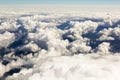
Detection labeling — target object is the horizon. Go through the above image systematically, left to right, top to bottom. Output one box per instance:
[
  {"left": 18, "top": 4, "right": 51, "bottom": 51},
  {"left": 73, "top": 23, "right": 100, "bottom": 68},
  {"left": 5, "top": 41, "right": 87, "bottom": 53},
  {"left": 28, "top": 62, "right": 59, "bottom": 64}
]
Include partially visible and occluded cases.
[{"left": 0, "top": 0, "right": 120, "bottom": 5}]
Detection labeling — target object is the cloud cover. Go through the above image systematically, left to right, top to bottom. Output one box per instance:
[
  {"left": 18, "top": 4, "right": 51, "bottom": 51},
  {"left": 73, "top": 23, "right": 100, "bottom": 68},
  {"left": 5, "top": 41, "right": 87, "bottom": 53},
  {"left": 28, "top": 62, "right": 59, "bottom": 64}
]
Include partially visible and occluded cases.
[{"left": 0, "top": 6, "right": 120, "bottom": 80}]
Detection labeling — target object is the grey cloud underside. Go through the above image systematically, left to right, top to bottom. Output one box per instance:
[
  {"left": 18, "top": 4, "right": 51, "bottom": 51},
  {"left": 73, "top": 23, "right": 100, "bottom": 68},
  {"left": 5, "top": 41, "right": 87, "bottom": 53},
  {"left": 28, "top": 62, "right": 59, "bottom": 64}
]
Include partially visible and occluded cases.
[{"left": 0, "top": 9, "right": 120, "bottom": 80}]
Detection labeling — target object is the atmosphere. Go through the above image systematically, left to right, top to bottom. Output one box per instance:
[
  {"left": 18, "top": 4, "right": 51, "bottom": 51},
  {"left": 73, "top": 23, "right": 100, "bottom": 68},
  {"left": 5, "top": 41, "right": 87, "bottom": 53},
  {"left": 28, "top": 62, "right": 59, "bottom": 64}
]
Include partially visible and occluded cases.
[
  {"left": 0, "top": 0, "right": 120, "bottom": 5},
  {"left": 0, "top": 0, "right": 120, "bottom": 80}
]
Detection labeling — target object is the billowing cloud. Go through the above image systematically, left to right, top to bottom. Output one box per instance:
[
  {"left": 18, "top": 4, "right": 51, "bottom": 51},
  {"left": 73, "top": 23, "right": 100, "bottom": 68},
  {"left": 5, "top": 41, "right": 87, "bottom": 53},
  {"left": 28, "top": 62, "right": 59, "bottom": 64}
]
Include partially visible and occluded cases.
[{"left": 0, "top": 6, "right": 120, "bottom": 80}]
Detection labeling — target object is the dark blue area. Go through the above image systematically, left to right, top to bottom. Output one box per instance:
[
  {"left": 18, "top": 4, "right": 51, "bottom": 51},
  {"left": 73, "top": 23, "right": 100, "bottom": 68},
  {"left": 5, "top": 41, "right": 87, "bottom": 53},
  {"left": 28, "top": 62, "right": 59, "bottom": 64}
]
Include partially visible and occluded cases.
[
  {"left": 20, "top": 14, "right": 33, "bottom": 17},
  {"left": 57, "top": 21, "right": 72, "bottom": 30},
  {"left": 62, "top": 31, "right": 76, "bottom": 42},
  {"left": 110, "top": 40, "right": 120, "bottom": 53},
  {"left": 0, "top": 68, "right": 21, "bottom": 80}
]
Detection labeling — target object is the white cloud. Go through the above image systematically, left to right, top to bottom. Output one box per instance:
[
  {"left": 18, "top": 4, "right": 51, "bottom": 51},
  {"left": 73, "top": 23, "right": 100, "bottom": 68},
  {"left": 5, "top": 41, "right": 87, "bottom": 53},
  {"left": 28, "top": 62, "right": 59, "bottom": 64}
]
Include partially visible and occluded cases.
[
  {"left": 0, "top": 6, "right": 120, "bottom": 80},
  {"left": 0, "top": 31, "right": 15, "bottom": 48},
  {"left": 95, "top": 42, "right": 111, "bottom": 55}
]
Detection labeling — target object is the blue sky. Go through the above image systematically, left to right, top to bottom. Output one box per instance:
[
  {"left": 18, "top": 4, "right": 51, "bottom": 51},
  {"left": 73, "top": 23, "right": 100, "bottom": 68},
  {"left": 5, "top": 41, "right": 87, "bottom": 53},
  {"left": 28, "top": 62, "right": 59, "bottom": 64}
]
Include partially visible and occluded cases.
[{"left": 0, "top": 0, "right": 119, "bottom": 5}]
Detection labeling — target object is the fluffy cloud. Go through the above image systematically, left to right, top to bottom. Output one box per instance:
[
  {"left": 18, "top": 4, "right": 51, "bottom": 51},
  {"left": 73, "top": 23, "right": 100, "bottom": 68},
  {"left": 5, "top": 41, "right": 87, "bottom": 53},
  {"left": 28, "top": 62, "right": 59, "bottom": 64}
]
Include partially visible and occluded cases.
[
  {"left": 0, "top": 6, "right": 120, "bottom": 80},
  {"left": 69, "top": 20, "right": 98, "bottom": 34},
  {"left": 0, "top": 31, "right": 15, "bottom": 48},
  {"left": 94, "top": 42, "right": 111, "bottom": 55},
  {"left": 6, "top": 55, "right": 120, "bottom": 80}
]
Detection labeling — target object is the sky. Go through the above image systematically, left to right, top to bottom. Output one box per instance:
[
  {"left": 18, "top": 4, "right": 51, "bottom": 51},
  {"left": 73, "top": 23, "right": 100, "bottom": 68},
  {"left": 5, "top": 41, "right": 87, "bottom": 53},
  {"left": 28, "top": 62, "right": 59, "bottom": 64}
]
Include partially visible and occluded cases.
[{"left": 0, "top": 0, "right": 119, "bottom": 5}]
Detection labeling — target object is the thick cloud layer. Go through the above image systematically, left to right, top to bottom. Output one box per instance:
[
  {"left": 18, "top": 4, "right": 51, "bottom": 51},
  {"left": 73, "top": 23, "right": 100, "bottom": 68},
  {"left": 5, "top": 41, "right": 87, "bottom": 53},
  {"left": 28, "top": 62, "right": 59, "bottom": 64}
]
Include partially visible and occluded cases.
[{"left": 0, "top": 6, "right": 120, "bottom": 80}]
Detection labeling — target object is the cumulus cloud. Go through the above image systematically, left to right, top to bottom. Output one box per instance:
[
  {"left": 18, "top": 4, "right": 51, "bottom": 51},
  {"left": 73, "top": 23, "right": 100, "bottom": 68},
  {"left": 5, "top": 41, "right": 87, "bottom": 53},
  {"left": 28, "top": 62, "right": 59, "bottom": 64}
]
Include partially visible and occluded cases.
[
  {"left": 0, "top": 6, "right": 120, "bottom": 80},
  {"left": 0, "top": 19, "right": 19, "bottom": 32},
  {"left": 70, "top": 20, "right": 98, "bottom": 34},
  {"left": 98, "top": 26, "right": 120, "bottom": 41},
  {"left": 0, "top": 31, "right": 15, "bottom": 48},
  {"left": 69, "top": 39, "right": 91, "bottom": 54},
  {"left": 94, "top": 42, "right": 111, "bottom": 55},
  {"left": 6, "top": 55, "right": 120, "bottom": 80}
]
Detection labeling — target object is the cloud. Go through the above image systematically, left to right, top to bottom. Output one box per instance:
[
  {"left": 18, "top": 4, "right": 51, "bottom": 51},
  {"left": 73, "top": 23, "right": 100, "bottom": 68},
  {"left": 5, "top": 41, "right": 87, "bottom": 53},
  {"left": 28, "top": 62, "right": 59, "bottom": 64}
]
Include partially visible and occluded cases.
[
  {"left": 0, "top": 6, "right": 120, "bottom": 80},
  {"left": 0, "top": 31, "right": 15, "bottom": 48},
  {"left": 94, "top": 42, "right": 111, "bottom": 55}
]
